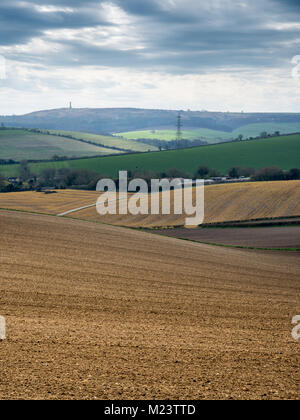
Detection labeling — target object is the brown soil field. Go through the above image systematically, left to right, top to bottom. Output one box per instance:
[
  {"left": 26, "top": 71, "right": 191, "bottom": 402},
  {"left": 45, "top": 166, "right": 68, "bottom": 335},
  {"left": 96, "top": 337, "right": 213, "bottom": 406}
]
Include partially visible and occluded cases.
[
  {"left": 1, "top": 181, "right": 299, "bottom": 228},
  {"left": 70, "top": 181, "right": 300, "bottom": 227},
  {"left": 0, "top": 210, "right": 299, "bottom": 400},
  {"left": 209, "top": 217, "right": 300, "bottom": 227},
  {"left": 154, "top": 226, "right": 300, "bottom": 249}
]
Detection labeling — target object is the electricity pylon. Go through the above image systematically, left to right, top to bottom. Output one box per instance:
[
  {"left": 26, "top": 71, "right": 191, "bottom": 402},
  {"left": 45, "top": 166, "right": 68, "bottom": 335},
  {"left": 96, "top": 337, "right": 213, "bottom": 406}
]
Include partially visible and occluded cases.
[{"left": 176, "top": 113, "right": 182, "bottom": 142}]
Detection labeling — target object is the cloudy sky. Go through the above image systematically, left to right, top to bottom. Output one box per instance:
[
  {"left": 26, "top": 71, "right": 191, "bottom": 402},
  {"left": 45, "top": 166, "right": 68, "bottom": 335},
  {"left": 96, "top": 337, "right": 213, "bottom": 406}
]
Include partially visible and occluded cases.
[{"left": 0, "top": 0, "right": 299, "bottom": 114}]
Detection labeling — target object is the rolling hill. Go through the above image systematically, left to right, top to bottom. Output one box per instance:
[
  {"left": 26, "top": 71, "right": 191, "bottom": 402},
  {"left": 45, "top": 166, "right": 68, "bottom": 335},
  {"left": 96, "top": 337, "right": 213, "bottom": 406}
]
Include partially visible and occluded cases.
[
  {"left": 1, "top": 107, "right": 300, "bottom": 135},
  {"left": 118, "top": 122, "right": 300, "bottom": 144},
  {"left": 0, "top": 128, "right": 123, "bottom": 161},
  {"left": 0, "top": 128, "right": 156, "bottom": 162},
  {"left": 116, "top": 128, "right": 230, "bottom": 144},
  {"left": 39, "top": 129, "right": 157, "bottom": 152},
  {"left": 1, "top": 133, "right": 299, "bottom": 178},
  {"left": 1, "top": 181, "right": 299, "bottom": 228},
  {"left": 69, "top": 181, "right": 300, "bottom": 228}
]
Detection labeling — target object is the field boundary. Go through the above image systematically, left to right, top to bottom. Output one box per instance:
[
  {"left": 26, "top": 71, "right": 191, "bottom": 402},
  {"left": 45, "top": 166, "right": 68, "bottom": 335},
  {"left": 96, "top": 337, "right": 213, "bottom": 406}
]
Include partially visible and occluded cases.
[
  {"left": 2, "top": 132, "right": 300, "bottom": 178},
  {"left": 1, "top": 207, "right": 299, "bottom": 252},
  {"left": 146, "top": 231, "right": 300, "bottom": 252}
]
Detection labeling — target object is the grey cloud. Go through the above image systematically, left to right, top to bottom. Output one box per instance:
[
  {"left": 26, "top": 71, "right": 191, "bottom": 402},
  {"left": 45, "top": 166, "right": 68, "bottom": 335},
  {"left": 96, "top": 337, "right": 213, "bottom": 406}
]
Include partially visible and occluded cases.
[
  {"left": 0, "top": 0, "right": 299, "bottom": 74},
  {"left": 0, "top": 0, "right": 111, "bottom": 46},
  {"left": 114, "top": 0, "right": 198, "bottom": 23},
  {"left": 272, "top": 0, "right": 300, "bottom": 11}
]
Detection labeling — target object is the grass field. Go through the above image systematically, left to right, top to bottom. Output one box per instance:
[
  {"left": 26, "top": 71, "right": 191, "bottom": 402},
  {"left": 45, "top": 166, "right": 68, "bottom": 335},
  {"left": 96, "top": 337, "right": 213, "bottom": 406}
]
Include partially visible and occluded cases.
[
  {"left": 230, "top": 122, "right": 300, "bottom": 138},
  {"left": 118, "top": 123, "right": 300, "bottom": 143},
  {"left": 116, "top": 128, "right": 231, "bottom": 143},
  {"left": 0, "top": 129, "right": 121, "bottom": 160},
  {"left": 42, "top": 129, "right": 157, "bottom": 152},
  {"left": 1, "top": 133, "right": 299, "bottom": 178},
  {"left": 1, "top": 181, "right": 299, "bottom": 228},
  {"left": 0, "top": 209, "right": 299, "bottom": 399}
]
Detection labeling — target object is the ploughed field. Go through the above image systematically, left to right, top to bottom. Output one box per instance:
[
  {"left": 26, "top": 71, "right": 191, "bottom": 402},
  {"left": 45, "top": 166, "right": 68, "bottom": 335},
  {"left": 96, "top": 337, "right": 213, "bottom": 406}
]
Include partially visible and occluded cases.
[
  {"left": 0, "top": 210, "right": 300, "bottom": 400},
  {"left": 153, "top": 226, "right": 300, "bottom": 250}
]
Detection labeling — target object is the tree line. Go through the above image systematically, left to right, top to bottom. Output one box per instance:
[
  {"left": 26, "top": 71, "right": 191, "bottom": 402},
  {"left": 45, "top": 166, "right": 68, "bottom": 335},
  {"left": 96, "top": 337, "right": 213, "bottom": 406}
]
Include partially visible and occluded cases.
[
  {"left": 134, "top": 138, "right": 208, "bottom": 150},
  {"left": 0, "top": 162, "right": 300, "bottom": 193}
]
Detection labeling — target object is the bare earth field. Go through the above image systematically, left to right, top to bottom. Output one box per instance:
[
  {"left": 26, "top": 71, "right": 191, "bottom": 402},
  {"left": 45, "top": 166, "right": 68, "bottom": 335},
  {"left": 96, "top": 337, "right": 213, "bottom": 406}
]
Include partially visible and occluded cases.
[
  {"left": 0, "top": 210, "right": 299, "bottom": 400},
  {"left": 213, "top": 217, "right": 300, "bottom": 227},
  {"left": 153, "top": 226, "right": 300, "bottom": 249}
]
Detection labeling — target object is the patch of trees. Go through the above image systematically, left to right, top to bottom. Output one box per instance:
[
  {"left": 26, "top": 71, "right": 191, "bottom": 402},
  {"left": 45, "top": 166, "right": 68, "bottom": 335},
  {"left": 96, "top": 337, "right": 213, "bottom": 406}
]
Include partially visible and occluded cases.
[
  {"left": 231, "top": 131, "right": 282, "bottom": 142},
  {"left": 135, "top": 138, "right": 208, "bottom": 150},
  {"left": 0, "top": 159, "right": 17, "bottom": 165},
  {"left": 19, "top": 160, "right": 32, "bottom": 181},
  {"left": 2, "top": 162, "right": 300, "bottom": 195},
  {"left": 193, "top": 165, "right": 300, "bottom": 182},
  {"left": 195, "top": 166, "right": 222, "bottom": 178},
  {"left": 227, "top": 167, "right": 256, "bottom": 178},
  {"left": 252, "top": 167, "right": 300, "bottom": 181},
  {"left": 34, "top": 168, "right": 101, "bottom": 190},
  {"left": 126, "top": 168, "right": 191, "bottom": 185},
  {"left": 0, "top": 171, "right": 30, "bottom": 193},
  {"left": 0, "top": 174, "right": 5, "bottom": 189}
]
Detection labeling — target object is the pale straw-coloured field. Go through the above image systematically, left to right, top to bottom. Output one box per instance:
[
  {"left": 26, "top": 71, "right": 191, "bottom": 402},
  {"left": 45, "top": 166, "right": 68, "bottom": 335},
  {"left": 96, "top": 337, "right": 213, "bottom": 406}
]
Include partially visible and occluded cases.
[
  {"left": 72, "top": 180, "right": 300, "bottom": 227},
  {"left": 0, "top": 181, "right": 299, "bottom": 227}
]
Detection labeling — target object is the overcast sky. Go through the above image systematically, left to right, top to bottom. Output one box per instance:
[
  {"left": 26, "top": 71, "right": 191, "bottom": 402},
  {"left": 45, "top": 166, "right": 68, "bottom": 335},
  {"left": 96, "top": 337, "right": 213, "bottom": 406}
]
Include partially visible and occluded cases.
[{"left": 0, "top": 0, "right": 299, "bottom": 114}]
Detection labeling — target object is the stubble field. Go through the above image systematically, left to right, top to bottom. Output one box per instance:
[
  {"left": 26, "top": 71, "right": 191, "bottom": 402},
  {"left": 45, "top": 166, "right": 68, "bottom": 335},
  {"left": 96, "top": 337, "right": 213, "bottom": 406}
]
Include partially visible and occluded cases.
[
  {"left": 1, "top": 181, "right": 299, "bottom": 228},
  {"left": 71, "top": 181, "right": 300, "bottom": 228}
]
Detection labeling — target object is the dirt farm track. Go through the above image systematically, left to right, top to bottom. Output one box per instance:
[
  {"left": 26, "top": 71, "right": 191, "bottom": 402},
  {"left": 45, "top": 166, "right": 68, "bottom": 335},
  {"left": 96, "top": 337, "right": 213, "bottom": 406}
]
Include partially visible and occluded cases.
[{"left": 0, "top": 210, "right": 299, "bottom": 400}]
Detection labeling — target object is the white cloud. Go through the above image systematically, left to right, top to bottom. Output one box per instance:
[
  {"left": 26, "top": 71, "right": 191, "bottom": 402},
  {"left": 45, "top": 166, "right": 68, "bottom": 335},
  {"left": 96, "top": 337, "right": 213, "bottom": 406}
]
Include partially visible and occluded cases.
[
  {"left": 34, "top": 5, "right": 74, "bottom": 13},
  {"left": 1, "top": 60, "right": 300, "bottom": 114}
]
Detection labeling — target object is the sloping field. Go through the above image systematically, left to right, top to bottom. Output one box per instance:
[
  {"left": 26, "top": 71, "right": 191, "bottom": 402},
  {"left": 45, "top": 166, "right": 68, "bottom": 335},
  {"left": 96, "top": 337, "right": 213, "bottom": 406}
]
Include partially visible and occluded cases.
[
  {"left": 118, "top": 123, "right": 300, "bottom": 143},
  {"left": 231, "top": 123, "right": 300, "bottom": 138},
  {"left": 117, "top": 128, "right": 230, "bottom": 143},
  {"left": 0, "top": 129, "right": 119, "bottom": 160},
  {"left": 43, "top": 130, "right": 157, "bottom": 152},
  {"left": 1, "top": 134, "right": 299, "bottom": 178},
  {"left": 0, "top": 181, "right": 299, "bottom": 228},
  {"left": 70, "top": 181, "right": 300, "bottom": 228},
  {"left": 202, "top": 181, "right": 300, "bottom": 224},
  {"left": 0, "top": 189, "right": 99, "bottom": 215},
  {"left": 0, "top": 210, "right": 299, "bottom": 400},
  {"left": 154, "top": 226, "right": 300, "bottom": 250}
]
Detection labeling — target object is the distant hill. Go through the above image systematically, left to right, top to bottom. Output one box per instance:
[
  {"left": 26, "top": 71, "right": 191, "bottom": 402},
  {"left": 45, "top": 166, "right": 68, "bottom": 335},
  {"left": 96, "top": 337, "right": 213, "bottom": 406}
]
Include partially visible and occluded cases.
[
  {"left": 1, "top": 108, "right": 300, "bottom": 136},
  {"left": 1, "top": 133, "right": 299, "bottom": 178}
]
